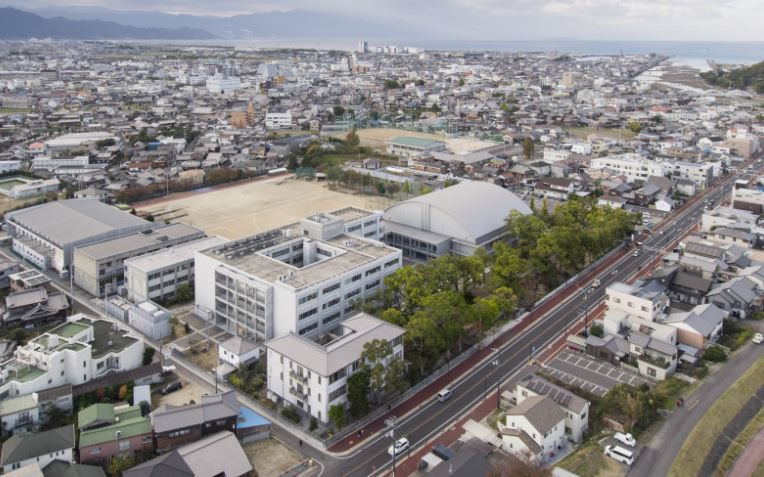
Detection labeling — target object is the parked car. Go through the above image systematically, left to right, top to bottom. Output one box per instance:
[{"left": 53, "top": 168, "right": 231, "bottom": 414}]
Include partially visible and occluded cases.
[
  {"left": 592, "top": 278, "right": 601, "bottom": 288},
  {"left": 753, "top": 333, "right": 763, "bottom": 344},
  {"left": 160, "top": 381, "right": 182, "bottom": 395},
  {"left": 614, "top": 432, "right": 636, "bottom": 447},
  {"left": 388, "top": 438, "right": 410, "bottom": 457},
  {"left": 604, "top": 445, "right": 634, "bottom": 466}
]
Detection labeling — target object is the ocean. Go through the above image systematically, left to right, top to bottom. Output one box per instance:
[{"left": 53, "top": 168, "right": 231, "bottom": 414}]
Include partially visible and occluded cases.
[{"left": 141, "top": 38, "right": 764, "bottom": 66}]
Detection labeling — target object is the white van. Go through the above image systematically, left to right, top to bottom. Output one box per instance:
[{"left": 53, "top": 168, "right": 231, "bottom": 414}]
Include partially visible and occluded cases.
[
  {"left": 592, "top": 278, "right": 601, "bottom": 288},
  {"left": 436, "top": 388, "right": 452, "bottom": 403},
  {"left": 614, "top": 432, "right": 636, "bottom": 447},
  {"left": 604, "top": 445, "right": 634, "bottom": 466}
]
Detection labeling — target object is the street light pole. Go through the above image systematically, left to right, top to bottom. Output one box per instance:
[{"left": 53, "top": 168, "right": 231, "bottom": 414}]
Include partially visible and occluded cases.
[{"left": 386, "top": 416, "right": 397, "bottom": 477}]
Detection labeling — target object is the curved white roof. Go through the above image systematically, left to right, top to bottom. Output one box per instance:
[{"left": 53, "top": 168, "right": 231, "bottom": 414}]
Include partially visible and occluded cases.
[{"left": 384, "top": 181, "right": 531, "bottom": 243}]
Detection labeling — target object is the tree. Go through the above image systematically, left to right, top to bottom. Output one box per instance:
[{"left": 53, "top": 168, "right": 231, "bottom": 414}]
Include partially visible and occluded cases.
[
  {"left": 458, "top": 78, "right": 465, "bottom": 87},
  {"left": 384, "top": 79, "right": 401, "bottom": 90},
  {"left": 431, "top": 103, "right": 441, "bottom": 113},
  {"left": 333, "top": 105, "right": 346, "bottom": 117},
  {"left": 628, "top": 121, "right": 642, "bottom": 134},
  {"left": 345, "top": 129, "right": 360, "bottom": 146},
  {"left": 522, "top": 137, "right": 535, "bottom": 160},
  {"left": 175, "top": 283, "right": 194, "bottom": 303},
  {"left": 589, "top": 323, "right": 604, "bottom": 338},
  {"left": 9, "top": 328, "right": 26, "bottom": 345},
  {"left": 362, "top": 339, "right": 393, "bottom": 402},
  {"left": 704, "top": 346, "right": 727, "bottom": 362},
  {"left": 142, "top": 347, "right": 155, "bottom": 366},
  {"left": 385, "top": 358, "right": 408, "bottom": 395},
  {"left": 347, "top": 369, "right": 370, "bottom": 418},
  {"left": 118, "top": 384, "right": 128, "bottom": 400},
  {"left": 328, "top": 404, "right": 346, "bottom": 428},
  {"left": 109, "top": 453, "right": 135, "bottom": 477}
]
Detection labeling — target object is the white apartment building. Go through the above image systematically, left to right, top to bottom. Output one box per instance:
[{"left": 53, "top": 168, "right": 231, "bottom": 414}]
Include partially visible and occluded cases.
[
  {"left": 206, "top": 74, "right": 241, "bottom": 95},
  {"left": 265, "top": 111, "right": 293, "bottom": 129},
  {"left": 543, "top": 147, "right": 571, "bottom": 163},
  {"left": 590, "top": 153, "right": 671, "bottom": 183},
  {"left": 673, "top": 161, "right": 713, "bottom": 188},
  {"left": 733, "top": 187, "right": 764, "bottom": 207},
  {"left": 195, "top": 213, "right": 402, "bottom": 343},
  {"left": 124, "top": 235, "right": 229, "bottom": 303},
  {"left": 605, "top": 281, "right": 669, "bottom": 322},
  {"left": 265, "top": 313, "right": 404, "bottom": 422},
  {"left": 0, "top": 314, "right": 143, "bottom": 399},
  {"left": 513, "top": 375, "right": 589, "bottom": 443}
]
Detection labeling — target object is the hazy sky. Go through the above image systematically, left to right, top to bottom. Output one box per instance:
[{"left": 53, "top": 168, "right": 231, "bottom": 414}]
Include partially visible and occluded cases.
[{"left": 15, "top": 0, "right": 764, "bottom": 41}]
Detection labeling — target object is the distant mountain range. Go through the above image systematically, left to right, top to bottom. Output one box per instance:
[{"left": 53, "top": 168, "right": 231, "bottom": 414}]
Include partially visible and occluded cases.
[
  {"left": 7, "top": 5, "right": 439, "bottom": 40},
  {"left": 0, "top": 7, "right": 215, "bottom": 40}
]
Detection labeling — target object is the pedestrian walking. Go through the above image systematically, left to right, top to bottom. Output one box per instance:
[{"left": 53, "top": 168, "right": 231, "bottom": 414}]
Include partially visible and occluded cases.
[{"left": 299, "top": 439, "right": 303, "bottom": 447}]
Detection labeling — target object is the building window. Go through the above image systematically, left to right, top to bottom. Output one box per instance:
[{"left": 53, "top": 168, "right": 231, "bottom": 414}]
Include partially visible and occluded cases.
[
  {"left": 298, "top": 308, "right": 318, "bottom": 321},
  {"left": 119, "top": 440, "right": 130, "bottom": 450},
  {"left": 91, "top": 447, "right": 102, "bottom": 454}
]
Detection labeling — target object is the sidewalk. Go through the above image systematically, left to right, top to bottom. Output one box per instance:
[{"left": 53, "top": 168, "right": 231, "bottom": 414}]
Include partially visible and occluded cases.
[
  {"left": 328, "top": 246, "right": 627, "bottom": 453},
  {"left": 727, "top": 425, "right": 764, "bottom": 477}
]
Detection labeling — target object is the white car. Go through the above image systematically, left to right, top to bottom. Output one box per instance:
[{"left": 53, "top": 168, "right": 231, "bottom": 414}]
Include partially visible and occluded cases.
[
  {"left": 753, "top": 333, "right": 763, "bottom": 344},
  {"left": 614, "top": 432, "right": 636, "bottom": 447},
  {"left": 388, "top": 437, "right": 410, "bottom": 457}
]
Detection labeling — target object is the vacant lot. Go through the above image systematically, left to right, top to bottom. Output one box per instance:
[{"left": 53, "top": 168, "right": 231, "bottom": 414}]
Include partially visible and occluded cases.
[
  {"left": 565, "top": 127, "right": 637, "bottom": 141},
  {"left": 137, "top": 176, "right": 394, "bottom": 239},
  {"left": 244, "top": 439, "right": 302, "bottom": 477},
  {"left": 558, "top": 441, "right": 624, "bottom": 477}
]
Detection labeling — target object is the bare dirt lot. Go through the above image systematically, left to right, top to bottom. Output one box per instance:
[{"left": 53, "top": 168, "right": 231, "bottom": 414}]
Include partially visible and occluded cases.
[
  {"left": 137, "top": 176, "right": 393, "bottom": 239},
  {"left": 244, "top": 438, "right": 303, "bottom": 477}
]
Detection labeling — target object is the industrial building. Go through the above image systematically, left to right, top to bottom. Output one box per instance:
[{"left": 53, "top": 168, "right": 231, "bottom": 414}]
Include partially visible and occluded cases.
[
  {"left": 383, "top": 181, "right": 532, "bottom": 260},
  {"left": 5, "top": 200, "right": 155, "bottom": 274},
  {"left": 195, "top": 213, "right": 401, "bottom": 344},
  {"left": 72, "top": 223, "right": 205, "bottom": 297},
  {"left": 124, "top": 236, "right": 229, "bottom": 304}
]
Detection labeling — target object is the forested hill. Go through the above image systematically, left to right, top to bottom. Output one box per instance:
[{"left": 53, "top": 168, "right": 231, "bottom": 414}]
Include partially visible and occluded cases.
[{"left": 700, "top": 60, "right": 764, "bottom": 94}]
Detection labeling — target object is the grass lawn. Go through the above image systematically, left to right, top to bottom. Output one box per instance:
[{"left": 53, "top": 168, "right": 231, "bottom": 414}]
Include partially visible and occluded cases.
[
  {"left": 565, "top": 126, "right": 637, "bottom": 141},
  {"left": 668, "top": 353, "right": 764, "bottom": 477},
  {"left": 716, "top": 407, "right": 764, "bottom": 476},
  {"left": 558, "top": 441, "right": 623, "bottom": 477}
]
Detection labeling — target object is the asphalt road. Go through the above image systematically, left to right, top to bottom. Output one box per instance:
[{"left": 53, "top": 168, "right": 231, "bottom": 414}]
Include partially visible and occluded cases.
[{"left": 326, "top": 174, "right": 737, "bottom": 477}]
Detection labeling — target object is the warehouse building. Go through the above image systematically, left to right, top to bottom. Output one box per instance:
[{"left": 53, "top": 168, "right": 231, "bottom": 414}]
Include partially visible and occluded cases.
[
  {"left": 383, "top": 181, "right": 532, "bottom": 261},
  {"left": 5, "top": 200, "right": 155, "bottom": 274},
  {"left": 195, "top": 213, "right": 401, "bottom": 344},
  {"left": 73, "top": 223, "right": 205, "bottom": 297},
  {"left": 124, "top": 236, "right": 229, "bottom": 304}
]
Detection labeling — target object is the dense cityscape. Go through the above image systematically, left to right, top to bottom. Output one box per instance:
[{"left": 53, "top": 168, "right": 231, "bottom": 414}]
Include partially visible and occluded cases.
[{"left": 0, "top": 5, "right": 762, "bottom": 477}]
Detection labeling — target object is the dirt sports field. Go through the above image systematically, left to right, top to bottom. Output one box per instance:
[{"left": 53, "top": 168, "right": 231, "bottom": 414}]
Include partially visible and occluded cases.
[
  {"left": 338, "top": 127, "right": 446, "bottom": 150},
  {"left": 136, "top": 175, "right": 397, "bottom": 239}
]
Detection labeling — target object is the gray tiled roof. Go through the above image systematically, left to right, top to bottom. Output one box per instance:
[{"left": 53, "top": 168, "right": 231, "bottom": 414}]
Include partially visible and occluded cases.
[
  {"left": 150, "top": 391, "right": 238, "bottom": 433},
  {"left": 505, "top": 395, "right": 566, "bottom": 436},
  {"left": 0, "top": 425, "right": 75, "bottom": 466}
]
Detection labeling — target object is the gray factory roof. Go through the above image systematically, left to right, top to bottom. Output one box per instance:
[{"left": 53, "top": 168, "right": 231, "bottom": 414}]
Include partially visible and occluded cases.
[
  {"left": 383, "top": 181, "right": 532, "bottom": 243},
  {"left": 6, "top": 199, "right": 150, "bottom": 247},
  {"left": 75, "top": 223, "right": 204, "bottom": 260},
  {"left": 125, "top": 235, "right": 229, "bottom": 273},
  {"left": 265, "top": 313, "right": 405, "bottom": 376}
]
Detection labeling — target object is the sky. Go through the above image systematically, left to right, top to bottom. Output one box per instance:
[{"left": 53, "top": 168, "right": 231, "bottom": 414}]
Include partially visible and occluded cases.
[{"left": 12, "top": 0, "right": 764, "bottom": 41}]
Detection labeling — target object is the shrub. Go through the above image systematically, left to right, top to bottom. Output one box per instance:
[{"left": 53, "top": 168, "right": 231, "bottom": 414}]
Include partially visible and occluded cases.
[
  {"left": 589, "top": 323, "right": 604, "bottom": 338},
  {"left": 704, "top": 346, "right": 728, "bottom": 362},
  {"left": 142, "top": 347, "right": 155, "bottom": 366},
  {"left": 281, "top": 406, "right": 301, "bottom": 423},
  {"left": 309, "top": 417, "right": 318, "bottom": 432}
]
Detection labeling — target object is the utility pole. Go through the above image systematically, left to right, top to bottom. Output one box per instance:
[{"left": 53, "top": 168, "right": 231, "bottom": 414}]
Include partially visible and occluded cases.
[{"left": 386, "top": 416, "right": 397, "bottom": 477}]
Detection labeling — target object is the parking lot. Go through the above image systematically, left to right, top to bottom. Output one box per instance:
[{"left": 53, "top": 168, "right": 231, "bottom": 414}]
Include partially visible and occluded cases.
[{"left": 544, "top": 350, "right": 650, "bottom": 397}]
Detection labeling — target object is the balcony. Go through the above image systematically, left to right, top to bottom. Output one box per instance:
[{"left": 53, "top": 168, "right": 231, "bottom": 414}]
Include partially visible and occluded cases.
[
  {"left": 639, "top": 353, "right": 671, "bottom": 369},
  {"left": 289, "top": 370, "right": 308, "bottom": 384},
  {"left": 289, "top": 387, "right": 307, "bottom": 400}
]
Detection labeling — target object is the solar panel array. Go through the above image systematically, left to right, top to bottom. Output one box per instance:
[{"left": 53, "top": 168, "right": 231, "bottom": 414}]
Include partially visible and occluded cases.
[{"left": 527, "top": 379, "right": 573, "bottom": 407}]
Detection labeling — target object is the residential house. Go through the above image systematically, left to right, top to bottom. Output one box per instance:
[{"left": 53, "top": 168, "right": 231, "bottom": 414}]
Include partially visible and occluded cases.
[
  {"left": 0, "top": 260, "right": 21, "bottom": 289},
  {"left": 706, "top": 276, "right": 761, "bottom": 318},
  {"left": 2, "top": 288, "right": 69, "bottom": 328},
  {"left": 665, "top": 303, "right": 726, "bottom": 349},
  {"left": 218, "top": 336, "right": 259, "bottom": 376},
  {"left": 513, "top": 374, "right": 589, "bottom": 443},
  {"left": 150, "top": 391, "right": 239, "bottom": 452},
  {"left": 0, "top": 394, "right": 39, "bottom": 435},
  {"left": 500, "top": 396, "right": 566, "bottom": 462},
  {"left": 78, "top": 403, "right": 153, "bottom": 464},
  {"left": 0, "top": 425, "right": 74, "bottom": 473},
  {"left": 123, "top": 431, "right": 252, "bottom": 477}
]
